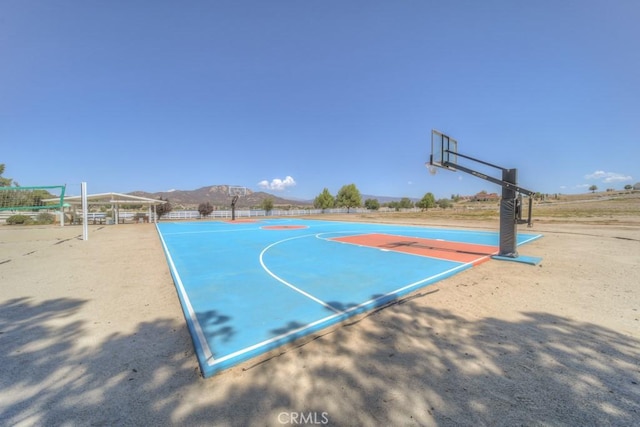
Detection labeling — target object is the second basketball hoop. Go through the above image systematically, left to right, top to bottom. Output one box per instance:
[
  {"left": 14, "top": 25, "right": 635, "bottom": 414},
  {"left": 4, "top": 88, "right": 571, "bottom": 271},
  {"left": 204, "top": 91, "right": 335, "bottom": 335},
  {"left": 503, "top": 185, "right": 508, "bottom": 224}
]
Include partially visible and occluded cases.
[{"left": 228, "top": 186, "right": 248, "bottom": 221}]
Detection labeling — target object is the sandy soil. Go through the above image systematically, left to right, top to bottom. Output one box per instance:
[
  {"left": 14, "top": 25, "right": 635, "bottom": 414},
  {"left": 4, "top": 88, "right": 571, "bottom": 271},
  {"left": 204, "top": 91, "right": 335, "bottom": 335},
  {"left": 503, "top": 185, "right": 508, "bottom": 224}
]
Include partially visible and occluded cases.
[{"left": 1, "top": 211, "right": 639, "bottom": 426}]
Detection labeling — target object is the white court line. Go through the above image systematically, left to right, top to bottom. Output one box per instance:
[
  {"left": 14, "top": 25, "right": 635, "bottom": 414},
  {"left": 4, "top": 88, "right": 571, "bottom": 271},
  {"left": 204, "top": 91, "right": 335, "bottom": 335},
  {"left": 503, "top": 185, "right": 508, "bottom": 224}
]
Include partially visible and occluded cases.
[
  {"left": 156, "top": 226, "right": 216, "bottom": 364},
  {"left": 259, "top": 233, "right": 342, "bottom": 314},
  {"left": 517, "top": 233, "right": 543, "bottom": 245},
  {"left": 341, "top": 260, "right": 474, "bottom": 315},
  {"left": 210, "top": 310, "right": 346, "bottom": 365}
]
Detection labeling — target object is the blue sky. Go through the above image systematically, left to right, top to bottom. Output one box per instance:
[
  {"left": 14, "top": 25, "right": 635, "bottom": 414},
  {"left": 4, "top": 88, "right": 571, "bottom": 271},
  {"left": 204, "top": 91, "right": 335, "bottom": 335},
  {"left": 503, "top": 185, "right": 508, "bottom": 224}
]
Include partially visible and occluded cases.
[{"left": 2, "top": 1, "right": 638, "bottom": 200}]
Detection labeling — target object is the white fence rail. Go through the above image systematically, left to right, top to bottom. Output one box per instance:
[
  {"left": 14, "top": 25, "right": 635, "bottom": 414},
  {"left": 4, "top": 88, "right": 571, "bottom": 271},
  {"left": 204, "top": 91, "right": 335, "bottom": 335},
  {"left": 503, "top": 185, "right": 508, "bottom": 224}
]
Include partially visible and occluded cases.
[
  {"left": 1, "top": 207, "right": 422, "bottom": 224},
  {"left": 159, "top": 207, "right": 376, "bottom": 220}
]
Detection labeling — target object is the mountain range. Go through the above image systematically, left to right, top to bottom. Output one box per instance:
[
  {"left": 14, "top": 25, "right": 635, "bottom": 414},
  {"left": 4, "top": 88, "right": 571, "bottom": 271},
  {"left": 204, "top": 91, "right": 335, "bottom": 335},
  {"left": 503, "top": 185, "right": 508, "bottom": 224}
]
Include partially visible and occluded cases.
[
  {"left": 128, "top": 185, "right": 416, "bottom": 209},
  {"left": 129, "top": 185, "right": 300, "bottom": 209}
]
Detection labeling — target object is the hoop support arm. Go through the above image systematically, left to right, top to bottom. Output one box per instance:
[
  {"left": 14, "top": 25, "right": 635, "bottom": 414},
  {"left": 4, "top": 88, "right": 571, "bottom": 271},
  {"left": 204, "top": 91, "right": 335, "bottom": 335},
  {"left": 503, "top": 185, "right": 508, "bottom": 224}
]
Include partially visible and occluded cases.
[
  {"left": 447, "top": 150, "right": 506, "bottom": 171},
  {"left": 443, "top": 161, "right": 535, "bottom": 196}
]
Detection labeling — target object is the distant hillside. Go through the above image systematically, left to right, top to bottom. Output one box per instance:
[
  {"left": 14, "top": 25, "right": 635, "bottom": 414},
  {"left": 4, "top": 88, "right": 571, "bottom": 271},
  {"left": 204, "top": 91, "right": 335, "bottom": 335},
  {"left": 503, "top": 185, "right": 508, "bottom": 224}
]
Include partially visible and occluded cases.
[{"left": 128, "top": 185, "right": 310, "bottom": 209}]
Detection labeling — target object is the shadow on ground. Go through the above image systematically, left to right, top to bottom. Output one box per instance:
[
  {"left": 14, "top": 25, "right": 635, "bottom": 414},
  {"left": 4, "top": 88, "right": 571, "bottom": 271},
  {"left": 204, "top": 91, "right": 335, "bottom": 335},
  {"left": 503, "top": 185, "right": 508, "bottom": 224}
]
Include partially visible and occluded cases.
[
  {"left": 1, "top": 293, "right": 639, "bottom": 426},
  {"left": 0, "top": 296, "right": 199, "bottom": 425}
]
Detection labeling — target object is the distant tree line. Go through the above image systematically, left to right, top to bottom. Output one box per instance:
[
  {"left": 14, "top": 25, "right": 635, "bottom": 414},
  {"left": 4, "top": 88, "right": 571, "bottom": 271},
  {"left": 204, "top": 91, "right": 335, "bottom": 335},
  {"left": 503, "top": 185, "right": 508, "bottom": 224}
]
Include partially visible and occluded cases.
[{"left": 313, "top": 184, "right": 452, "bottom": 212}]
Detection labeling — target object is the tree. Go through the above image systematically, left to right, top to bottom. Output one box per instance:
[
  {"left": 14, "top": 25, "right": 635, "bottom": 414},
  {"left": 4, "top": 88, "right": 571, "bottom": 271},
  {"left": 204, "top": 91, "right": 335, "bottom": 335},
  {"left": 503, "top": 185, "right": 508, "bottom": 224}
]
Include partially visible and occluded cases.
[
  {"left": 0, "top": 163, "right": 16, "bottom": 187},
  {"left": 335, "top": 184, "right": 362, "bottom": 213},
  {"left": 624, "top": 184, "right": 632, "bottom": 192},
  {"left": 589, "top": 185, "right": 598, "bottom": 193},
  {"left": 314, "top": 188, "right": 335, "bottom": 212},
  {"left": 416, "top": 192, "right": 436, "bottom": 211},
  {"left": 156, "top": 197, "right": 172, "bottom": 219},
  {"left": 261, "top": 197, "right": 274, "bottom": 214},
  {"left": 398, "top": 197, "right": 414, "bottom": 209},
  {"left": 364, "top": 198, "right": 380, "bottom": 210},
  {"left": 436, "top": 198, "right": 452, "bottom": 209},
  {"left": 387, "top": 201, "right": 400, "bottom": 211},
  {"left": 198, "top": 202, "right": 214, "bottom": 218}
]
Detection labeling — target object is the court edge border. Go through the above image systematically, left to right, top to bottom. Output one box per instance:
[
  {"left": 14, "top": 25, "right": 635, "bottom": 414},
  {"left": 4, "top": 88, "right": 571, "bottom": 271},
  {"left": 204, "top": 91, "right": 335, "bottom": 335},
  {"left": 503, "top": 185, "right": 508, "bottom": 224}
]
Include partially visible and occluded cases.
[{"left": 156, "top": 225, "right": 215, "bottom": 368}]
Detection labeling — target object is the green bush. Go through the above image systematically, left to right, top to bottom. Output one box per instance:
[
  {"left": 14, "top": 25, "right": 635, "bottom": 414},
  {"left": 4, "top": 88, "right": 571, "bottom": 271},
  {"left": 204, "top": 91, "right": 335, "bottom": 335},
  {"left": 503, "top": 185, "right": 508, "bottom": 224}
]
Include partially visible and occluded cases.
[
  {"left": 436, "top": 198, "right": 453, "bottom": 209},
  {"left": 36, "top": 212, "right": 56, "bottom": 224},
  {"left": 6, "top": 214, "right": 33, "bottom": 225}
]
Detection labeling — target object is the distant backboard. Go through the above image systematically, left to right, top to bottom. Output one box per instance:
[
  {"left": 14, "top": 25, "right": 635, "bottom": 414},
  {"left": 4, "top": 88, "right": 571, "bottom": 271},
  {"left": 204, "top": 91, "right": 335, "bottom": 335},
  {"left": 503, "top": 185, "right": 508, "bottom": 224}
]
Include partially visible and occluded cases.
[
  {"left": 430, "top": 129, "right": 458, "bottom": 171},
  {"left": 228, "top": 186, "right": 247, "bottom": 197}
]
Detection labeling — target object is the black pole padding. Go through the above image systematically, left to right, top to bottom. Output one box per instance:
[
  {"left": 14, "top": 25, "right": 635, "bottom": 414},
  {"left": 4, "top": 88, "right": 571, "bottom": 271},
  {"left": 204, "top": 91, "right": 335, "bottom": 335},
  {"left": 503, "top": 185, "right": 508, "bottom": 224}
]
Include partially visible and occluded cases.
[
  {"left": 498, "top": 168, "right": 519, "bottom": 257},
  {"left": 231, "top": 195, "right": 239, "bottom": 221}
]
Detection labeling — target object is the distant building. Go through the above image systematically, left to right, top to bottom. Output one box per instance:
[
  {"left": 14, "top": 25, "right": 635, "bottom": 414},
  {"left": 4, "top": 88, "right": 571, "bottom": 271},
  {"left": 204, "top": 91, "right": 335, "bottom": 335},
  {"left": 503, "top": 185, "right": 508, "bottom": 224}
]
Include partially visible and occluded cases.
[{"left": 472, "top": 191, "right": 500, "bottom": 202}]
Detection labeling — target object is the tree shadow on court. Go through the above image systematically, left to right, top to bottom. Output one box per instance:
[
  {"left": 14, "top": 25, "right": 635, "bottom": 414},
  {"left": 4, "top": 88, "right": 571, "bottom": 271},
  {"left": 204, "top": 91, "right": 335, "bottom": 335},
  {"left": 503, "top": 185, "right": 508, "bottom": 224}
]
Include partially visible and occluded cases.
[
  {"left": 2, "top": 293, "right": 639, "bottom": 426},
  {"left": 200, "top": 309, "right": 235, "bottom": 343}
]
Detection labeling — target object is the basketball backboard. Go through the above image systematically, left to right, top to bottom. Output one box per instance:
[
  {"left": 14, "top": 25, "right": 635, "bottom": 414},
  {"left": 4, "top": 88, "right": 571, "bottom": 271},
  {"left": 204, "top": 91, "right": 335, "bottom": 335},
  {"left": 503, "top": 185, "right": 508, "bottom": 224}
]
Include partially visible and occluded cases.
[
  {"left": 430, "top": 129, "right": 458, "bottom": 171},
  {"left": 228, "top": 186, "right": 247, "bottom": 197}
]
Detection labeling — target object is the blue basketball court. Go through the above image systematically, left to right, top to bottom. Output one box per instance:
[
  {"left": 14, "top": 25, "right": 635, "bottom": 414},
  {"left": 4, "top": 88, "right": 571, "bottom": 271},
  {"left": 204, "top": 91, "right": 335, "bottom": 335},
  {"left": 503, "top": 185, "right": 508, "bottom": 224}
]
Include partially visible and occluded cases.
[{"left": 156, "top": 218, "right": 541, "bottom": 377}]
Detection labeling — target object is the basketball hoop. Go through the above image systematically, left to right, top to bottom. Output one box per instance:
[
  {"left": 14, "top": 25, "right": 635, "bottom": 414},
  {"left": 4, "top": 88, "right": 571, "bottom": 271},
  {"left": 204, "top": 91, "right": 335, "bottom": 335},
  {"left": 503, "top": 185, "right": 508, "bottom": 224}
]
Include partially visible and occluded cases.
[
  {"left": 426, "top": 163, "right": 438, "bottom": 176},
  {"left": 228, "top": 186, "right": 247, "bottom": 221}
]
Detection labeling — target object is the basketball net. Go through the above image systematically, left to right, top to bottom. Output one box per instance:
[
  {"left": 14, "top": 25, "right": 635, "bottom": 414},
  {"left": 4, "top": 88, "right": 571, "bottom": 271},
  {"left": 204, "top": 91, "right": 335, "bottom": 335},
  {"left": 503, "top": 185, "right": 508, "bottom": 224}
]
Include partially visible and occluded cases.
[{"left": 426, "top": 163, "right": 438, "bottom": 176}]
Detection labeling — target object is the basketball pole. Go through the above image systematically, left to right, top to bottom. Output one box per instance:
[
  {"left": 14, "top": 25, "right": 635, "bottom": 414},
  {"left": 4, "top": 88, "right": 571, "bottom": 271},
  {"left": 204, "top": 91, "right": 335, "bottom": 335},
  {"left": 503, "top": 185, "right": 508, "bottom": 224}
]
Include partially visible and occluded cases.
[{"left": 231, "top": 195, "right": 239, "bottom": 221}]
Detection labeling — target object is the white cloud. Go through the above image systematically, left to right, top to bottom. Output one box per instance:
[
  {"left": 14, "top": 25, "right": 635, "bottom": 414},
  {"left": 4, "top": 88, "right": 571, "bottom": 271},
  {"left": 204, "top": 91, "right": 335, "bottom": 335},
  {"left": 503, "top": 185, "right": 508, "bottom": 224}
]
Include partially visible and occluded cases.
[
  {"left": 584, "top": 170, "right": 633, "bottom": 183},
  {"left": 258, "top": 176, "right": 296, "bottom": 191}
]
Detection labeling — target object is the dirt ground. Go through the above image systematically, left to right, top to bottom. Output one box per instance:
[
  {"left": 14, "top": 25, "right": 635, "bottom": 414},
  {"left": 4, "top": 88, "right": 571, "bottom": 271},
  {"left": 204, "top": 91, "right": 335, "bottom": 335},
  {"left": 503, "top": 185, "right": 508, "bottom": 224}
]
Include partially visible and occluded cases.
[{"left": 1, "top": 202, "right": 639, "bottom": 426}]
